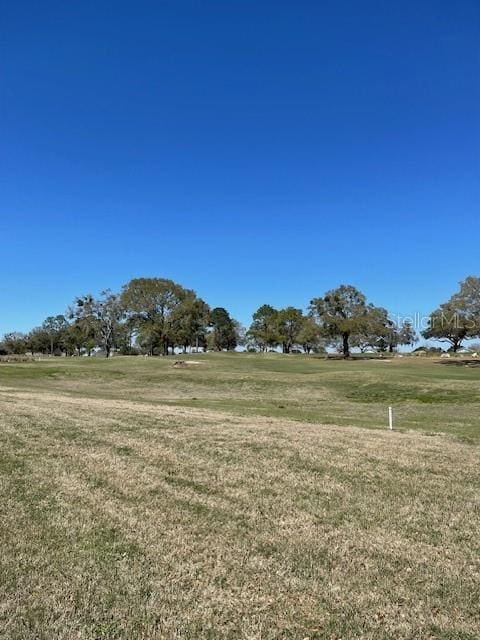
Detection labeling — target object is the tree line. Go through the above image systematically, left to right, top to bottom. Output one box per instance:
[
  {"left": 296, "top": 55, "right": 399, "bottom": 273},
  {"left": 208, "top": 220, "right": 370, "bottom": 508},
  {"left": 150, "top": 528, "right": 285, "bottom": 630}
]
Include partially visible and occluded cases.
[
  {"left": 2, "top": 276, "right": 480, "bottom": 358},
  {"left": 1, "top": 278, "right": 240, "bottom": 358},
  {"left": 246, "top": 288, "right": 416, "bottom": 356}
]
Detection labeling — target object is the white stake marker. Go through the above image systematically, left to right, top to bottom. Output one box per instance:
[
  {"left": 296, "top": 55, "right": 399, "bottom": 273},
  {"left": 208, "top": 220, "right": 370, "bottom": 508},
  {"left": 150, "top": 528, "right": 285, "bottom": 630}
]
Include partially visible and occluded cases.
[{"left": 388, "top": 406, "right": 393, "bottom": 430}]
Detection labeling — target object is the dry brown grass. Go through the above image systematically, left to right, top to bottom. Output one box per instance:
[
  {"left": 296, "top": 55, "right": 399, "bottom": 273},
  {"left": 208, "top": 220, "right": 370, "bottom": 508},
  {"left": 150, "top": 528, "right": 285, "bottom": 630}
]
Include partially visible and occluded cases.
[{"left": 0, "top": 373, "right": 479, "bottom": 640}]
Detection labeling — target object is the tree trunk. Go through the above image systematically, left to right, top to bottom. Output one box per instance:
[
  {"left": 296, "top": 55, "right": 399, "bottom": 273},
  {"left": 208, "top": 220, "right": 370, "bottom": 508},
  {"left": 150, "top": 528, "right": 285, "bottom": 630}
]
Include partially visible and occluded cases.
[{"left": 342, "top": 333, "right": 350, "bottom": 358}]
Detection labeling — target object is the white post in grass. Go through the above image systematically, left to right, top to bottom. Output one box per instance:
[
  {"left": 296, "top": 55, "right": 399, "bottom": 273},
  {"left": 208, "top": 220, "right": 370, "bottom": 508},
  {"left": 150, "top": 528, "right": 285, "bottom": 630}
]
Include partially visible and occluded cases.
[{"left": 388, "top": 406, "right": 393, "bottom": 430}]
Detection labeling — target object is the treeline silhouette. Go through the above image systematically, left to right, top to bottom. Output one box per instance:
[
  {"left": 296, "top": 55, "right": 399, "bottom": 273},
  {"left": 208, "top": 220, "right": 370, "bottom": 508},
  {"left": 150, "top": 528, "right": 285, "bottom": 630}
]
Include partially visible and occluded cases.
[{"left": 2, "top": 276, "right": 479, "bottom": 358}]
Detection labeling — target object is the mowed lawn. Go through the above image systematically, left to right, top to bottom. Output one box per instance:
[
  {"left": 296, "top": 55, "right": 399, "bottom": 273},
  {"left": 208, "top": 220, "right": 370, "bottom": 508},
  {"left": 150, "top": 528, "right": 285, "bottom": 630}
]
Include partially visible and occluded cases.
[{"left": 0, "top": 354, "right": 479, "bottom": 639}]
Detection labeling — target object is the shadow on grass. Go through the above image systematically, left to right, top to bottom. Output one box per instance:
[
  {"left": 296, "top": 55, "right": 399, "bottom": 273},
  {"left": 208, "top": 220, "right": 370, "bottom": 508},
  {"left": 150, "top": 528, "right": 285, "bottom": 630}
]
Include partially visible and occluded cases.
[{"left": 436, "top": 359, "right": 480, "bottom": 367}]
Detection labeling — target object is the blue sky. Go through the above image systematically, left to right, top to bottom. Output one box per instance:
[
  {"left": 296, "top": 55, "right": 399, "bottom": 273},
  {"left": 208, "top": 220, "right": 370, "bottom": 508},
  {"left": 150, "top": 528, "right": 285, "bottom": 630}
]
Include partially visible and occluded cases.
[{"left": 1, "top": 0, "right": 479, "bottom": 338}]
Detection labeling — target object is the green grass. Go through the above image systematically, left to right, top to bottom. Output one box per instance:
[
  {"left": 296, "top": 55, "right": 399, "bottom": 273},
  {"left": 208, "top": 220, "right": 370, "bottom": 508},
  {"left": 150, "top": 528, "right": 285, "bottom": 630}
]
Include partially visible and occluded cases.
[
  {"left": 1, "top": 352, "right": 479, "bottom": 441},
  {"left": 0, "top": 353, "right": 479, "bottom": 638}
]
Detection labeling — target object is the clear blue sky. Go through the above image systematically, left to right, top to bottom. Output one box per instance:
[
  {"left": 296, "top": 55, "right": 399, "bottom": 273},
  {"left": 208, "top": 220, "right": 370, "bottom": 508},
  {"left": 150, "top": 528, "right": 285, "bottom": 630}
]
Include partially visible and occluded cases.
[{"left": 1, "top": 0, "right": 479, "bottom": 336}]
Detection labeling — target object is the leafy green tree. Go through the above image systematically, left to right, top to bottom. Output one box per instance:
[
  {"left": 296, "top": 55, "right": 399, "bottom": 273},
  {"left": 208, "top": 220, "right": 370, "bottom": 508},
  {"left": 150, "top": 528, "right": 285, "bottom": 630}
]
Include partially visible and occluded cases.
[
  {"left": 453, "top": 276, "right": 480, "bottom": 317},
  {"left": 422, "top": 277, "right": 480, "bottom": 352},
  {"left": 121, "top": 278, "right": 188, "bottom": 355},
  {"left": 309, "top": 285, "right": 371, "bottom": 358},
  {"left": 170, "top": 294, "right": 210, "bottom": 352},
  {"left": 68, "top": 295, "right": 100, "bottom": 356},
  {"left": 422, "top": 303, "right": 470, "bottom": 353},
  {"left": 247, "top": 305, "right": 280, "bottom": 351},
  {"left": 349, "top": 306, "right": 389, "bottom": 353},
  {"left": 209, "top": 307, "right": 237, "bottom": 351},
  {"left": 276, "top": 307, "right": 304, "bottom": 353},
  {"left": 349, "top": 307, "right": 417, "bottom": 353},
  {"left": 42, "top": 315, "right": 69, "bottom": 355},
  {"left": 115, "top": 316, "right": 138, "bottom": 354},
  {"left": 297, "top": 316, "right": 324, "bottom": 354},
  {"left": 374, "top": 318, "right": 417, "bottom": 353},
  {"left": 396, "top": 320, "right": 417, "bottom": 350},
  {"left": 64, "top": 322, "right": 88, "bottom": 356},
  {"left": 135, "top": 324, "right": 158, "bottom": 355},
  {"left": 27, "top": 326, "right": 51, "bottom": 354},
  {"left": 2, "top": 332, "right": 28, "bottom": 354}
]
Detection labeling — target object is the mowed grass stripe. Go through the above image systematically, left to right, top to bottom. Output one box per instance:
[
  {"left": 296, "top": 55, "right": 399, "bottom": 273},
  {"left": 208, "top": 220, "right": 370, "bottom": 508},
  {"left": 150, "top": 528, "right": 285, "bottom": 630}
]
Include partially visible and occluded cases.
[{"left": 0, "top": 382, "right": 479, "bottom": 639}]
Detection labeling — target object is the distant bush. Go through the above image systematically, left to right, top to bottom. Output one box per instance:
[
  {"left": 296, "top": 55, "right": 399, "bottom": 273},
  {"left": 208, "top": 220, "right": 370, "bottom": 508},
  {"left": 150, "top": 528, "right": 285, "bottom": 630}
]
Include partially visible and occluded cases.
[{"left": 0, "top": 354, "right": 35, "bottom": 363}]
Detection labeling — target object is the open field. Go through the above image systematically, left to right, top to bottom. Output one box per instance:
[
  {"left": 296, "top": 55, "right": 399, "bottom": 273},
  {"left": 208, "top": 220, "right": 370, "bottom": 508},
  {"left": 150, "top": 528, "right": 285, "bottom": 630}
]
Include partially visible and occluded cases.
[
  {"left": 1, "top": 353, "right": 480, "bottom": 441},
  {"left": 0, "top": 354, "right": 479, "bottom": 639}
]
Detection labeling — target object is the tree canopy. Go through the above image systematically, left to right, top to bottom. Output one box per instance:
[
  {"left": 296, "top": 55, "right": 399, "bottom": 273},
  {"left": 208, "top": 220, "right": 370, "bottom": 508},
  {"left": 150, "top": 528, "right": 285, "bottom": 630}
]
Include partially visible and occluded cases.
[
  {"left": 3, "top": 275, "right": 479, "bottom": 358},
  {"left": 422, "top": 277, "right": 480, "bottom": 351},
  {"left": 120, "top": 278, "right": 188, "bottom": 355},
  {"left": 309, "top": 285, "right": 372, "bottom": 358},
  {"left": 247, "top": 305, "right": 280, "bottom": 352},
  {"left": 209, "top": 307, "right": 238, "bottom": 351}
]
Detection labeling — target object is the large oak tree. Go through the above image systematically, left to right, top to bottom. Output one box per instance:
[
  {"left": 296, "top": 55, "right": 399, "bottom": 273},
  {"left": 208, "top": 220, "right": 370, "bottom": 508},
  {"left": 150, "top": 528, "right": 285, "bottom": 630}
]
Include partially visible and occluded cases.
[
  {"left": 422, "top": 276, "right": 480, "bottom": 352},
  {"left": 121, "top": 278, "right": 189, "bottom": 355},
  {"left": 309, "top": 285, "right": 371, "bottom": 358},
  {"left": 247, "top": 304, "right": 280, "bottom": 352}
]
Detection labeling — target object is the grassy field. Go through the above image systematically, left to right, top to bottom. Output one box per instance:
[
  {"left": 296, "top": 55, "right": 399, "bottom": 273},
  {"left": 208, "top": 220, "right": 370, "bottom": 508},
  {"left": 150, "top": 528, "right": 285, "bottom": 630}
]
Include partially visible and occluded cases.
[{"left": 0, "top": 353, "right": 479, "bottom": 639}]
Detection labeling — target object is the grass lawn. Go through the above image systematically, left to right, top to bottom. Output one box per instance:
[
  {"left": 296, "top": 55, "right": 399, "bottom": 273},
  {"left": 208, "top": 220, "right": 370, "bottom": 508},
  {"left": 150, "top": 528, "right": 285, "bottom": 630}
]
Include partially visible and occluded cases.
[{"left": 0, "top": 353, "right": 478, "bottom": 638}]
